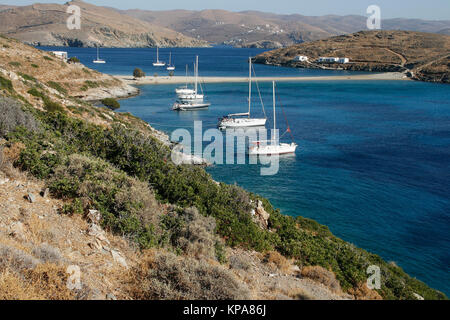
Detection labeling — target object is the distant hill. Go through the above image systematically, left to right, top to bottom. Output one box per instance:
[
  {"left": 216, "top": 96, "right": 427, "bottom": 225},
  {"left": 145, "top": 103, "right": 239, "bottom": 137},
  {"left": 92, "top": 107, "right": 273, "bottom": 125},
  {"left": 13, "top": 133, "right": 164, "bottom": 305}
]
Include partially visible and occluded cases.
[
  {"left": 0, "top": 0, "right": 206, "bottom": 47},
  {"left": 1, "top": 2, "right": 449, "bottom": 48},
  {"left": 123, "top": 9, "right": 450, "bottom": 47},
  {"left": 254, "top": 30, "right": 450, "bottom": 83}
]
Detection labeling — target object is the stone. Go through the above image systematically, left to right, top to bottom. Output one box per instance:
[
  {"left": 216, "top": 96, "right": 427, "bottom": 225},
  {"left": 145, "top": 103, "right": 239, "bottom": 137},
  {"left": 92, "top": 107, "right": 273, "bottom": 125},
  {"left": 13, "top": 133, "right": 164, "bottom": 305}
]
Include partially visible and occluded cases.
[
  {"left": 42, "top": 188, "right": 50, "bottom": 198},
  {"left": 27, "top": 193, "right": 36, "bottom": 203},
  {"left": 87, "top": 209, "right": 101, "bottom": 224},
  {"left": 10, "top": 221, "right": 26, "bottom": 240},
  {"left": 111, "top": 249, "right": 128, "bottom": 268},
  {"left": 106, "top": 293, "right": 117, "bottom": 300},
  {"left": 413, "top": 293, "right": 424, "bottom": 300}
]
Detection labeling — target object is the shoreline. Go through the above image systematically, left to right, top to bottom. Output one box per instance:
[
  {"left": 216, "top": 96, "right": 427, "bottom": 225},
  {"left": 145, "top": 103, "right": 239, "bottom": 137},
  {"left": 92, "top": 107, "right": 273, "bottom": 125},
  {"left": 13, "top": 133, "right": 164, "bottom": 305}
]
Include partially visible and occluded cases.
[{"left": 114, "top": 72, "right": 407, "bottom": 85}]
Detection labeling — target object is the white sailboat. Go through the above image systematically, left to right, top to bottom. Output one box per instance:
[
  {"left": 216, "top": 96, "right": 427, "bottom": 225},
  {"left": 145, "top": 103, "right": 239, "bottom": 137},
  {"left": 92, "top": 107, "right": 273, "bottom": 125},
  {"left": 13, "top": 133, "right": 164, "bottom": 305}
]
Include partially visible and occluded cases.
[
  {"left": 93, "top": 46, "right": 106, "bottom": 64},
  {"left": 153, "top": 47, "right": 166, "bottom": 67},
  {"left": 167, "top": 52, "right": 175, "bottom": 71},
  {"left": 173, "top": 56, "right": 210, "bottom": 110},
  {"left": 174, "top": 56, "right": 204, "bottom": 103},
  {"left": 218, "top": 58, "right": 267, "bottom": 129},
  {"left": 175, "top": 65, "right": 195, "bottom": 95},
  {"left": 249, "top": 82, "right": 298, "bottom": 155}
]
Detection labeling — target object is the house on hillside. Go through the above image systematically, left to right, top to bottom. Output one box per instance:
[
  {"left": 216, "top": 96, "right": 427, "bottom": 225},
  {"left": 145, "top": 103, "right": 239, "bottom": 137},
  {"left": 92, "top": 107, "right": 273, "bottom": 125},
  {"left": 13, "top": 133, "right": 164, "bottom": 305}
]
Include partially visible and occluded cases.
[
  {"left": 51, "top": 51, "right": 68, "bottom": 61},
  {"left": 294, "top": 55, "right": 309, "bottom": 62},
  {"left": 318, "top": 57, "right": 339, "bottom": 63},
  {"left": 318, "top": 57, "right": 350, "bottom": 64}
]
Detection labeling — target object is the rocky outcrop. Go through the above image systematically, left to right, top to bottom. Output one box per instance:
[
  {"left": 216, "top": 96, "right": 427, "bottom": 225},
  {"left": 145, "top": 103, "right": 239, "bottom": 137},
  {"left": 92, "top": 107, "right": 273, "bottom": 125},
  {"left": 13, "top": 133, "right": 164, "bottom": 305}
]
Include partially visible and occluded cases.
[
  {"left": 254, "top": 30, "right": 450, "bottom": 84},
  {"left": 239, "top": 40, "right": 284, "bottom": 49},
  {"left": 78, "top": 83, "right": 140, "bottom": 101},
  {"left": 251, "top": 200, "right": 270, "bottom": 229}
]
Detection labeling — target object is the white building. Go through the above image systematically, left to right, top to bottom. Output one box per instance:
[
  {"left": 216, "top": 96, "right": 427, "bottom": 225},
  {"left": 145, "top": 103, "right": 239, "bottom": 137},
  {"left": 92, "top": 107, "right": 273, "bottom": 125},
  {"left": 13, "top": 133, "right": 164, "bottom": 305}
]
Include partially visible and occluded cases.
[
  {"left": 51, "top": 51, "right": 68, "bottom": 61},
  {"left": 294, "top": 55, "right": 309, "bottom": 62},
  {"left": 318, "top": 57, "right": 339, "bottom": 63},
  {"left": 318, "top": 57, "right": 350, "bottom": 64}
]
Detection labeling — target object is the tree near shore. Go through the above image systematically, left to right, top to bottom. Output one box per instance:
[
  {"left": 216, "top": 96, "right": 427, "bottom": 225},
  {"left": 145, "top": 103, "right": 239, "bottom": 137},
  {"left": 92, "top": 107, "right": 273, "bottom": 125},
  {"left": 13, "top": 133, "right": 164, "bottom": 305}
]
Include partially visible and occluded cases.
[{"left": 133, "top": 68, "right": 145, "bottom": 78}]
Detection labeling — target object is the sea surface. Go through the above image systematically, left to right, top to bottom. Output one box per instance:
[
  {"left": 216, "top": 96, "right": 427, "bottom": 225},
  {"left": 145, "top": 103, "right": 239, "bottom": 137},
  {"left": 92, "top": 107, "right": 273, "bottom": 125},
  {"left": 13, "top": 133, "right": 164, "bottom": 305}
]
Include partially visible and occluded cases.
[{"left": 40, "top": 47, "right": 450, "bottom": 295}]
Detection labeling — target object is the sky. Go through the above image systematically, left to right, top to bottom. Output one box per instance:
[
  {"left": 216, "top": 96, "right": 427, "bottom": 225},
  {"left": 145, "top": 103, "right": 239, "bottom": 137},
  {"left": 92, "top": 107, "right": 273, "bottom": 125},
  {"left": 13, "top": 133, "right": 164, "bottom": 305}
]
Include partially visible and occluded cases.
[{"left": 2, "top": 0, "right": 450, "bottom": 20}]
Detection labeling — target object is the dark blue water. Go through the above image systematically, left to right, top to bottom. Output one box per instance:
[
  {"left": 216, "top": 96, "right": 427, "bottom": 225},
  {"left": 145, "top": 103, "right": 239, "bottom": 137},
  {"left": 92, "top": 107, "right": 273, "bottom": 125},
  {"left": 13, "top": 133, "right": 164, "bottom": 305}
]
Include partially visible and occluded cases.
[
  {"left": 37, "top": 46, "right": 369, "bottom": 77},
  {"left": 40, "top": 47, "right": 450, "bottom": 295}
]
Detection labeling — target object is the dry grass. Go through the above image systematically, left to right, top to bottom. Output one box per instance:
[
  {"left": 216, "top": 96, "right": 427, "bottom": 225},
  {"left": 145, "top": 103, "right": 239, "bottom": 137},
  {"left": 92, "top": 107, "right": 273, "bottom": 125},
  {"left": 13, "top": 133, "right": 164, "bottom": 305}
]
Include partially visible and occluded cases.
[
  {"left": 168, "top": 207, "right": 220, "bottom": 260},
  {"left": 125, "top": 250, "right": 251, "bottom": 300},
  {"left": 262, "top": 251, "right": 291, "bottom": 273},
  {"left": 24, "top": 263, "right": 74, "bottom": 300},
  {"left": 301, "top": 266, "right": 342, "bottom": 293},
  {"left": 0, "top": 269, "right": 41, "bottom": 300},
  {"left": 348, "top": 283, "right": 383, "bottom": 300}
]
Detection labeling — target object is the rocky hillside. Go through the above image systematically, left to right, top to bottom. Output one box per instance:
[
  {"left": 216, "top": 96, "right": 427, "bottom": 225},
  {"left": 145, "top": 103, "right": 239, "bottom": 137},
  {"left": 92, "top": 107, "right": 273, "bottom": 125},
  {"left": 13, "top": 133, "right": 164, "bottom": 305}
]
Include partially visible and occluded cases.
[
  {"left": 0, "top": 0, "right": 206, "bottom": 48},
  {"left": 123, "top": 9, "right": 450, "bottom": 47},
  {"left": 254, "top": 30, "right": 450, "bottom": 83},
  {"left": 0, "top": 35, "right": 447, "bottom": 300}
]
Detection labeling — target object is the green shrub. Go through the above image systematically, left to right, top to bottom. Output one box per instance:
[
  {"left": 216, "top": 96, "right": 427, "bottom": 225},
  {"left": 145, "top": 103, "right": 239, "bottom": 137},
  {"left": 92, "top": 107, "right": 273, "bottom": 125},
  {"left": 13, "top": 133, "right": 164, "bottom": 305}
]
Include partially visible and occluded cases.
[
  {"left": 43, "top": 56, "right": 53, "bottom": 61},
  {"left": 67, "top": 57, "right": 80, "bottom": 63},
  {"left": 8, "top": 61, "right": 21, "bottom": 67},
  {"left": 31, "top": 64, "right": 39, "bottom": 69},
  {"left": 18, "top": 73, "right": 37, "bottom": 82},
  {"left": 0, "top": 75, "right": 14, "bottom": 93},
  {"left": 80, "top": 80, "right": 99, "bottom": 91},
  {"left": 47, "top": 81, "right": 67, "bottom": 95},
  {"left": 27, "top": 88, "right": 46, "bottom": 100},
  {"left": 0, "top": 97, "right": 40, "bottom": 137},
  {"left": 101, "top": 98, "right": 120, "bottom": 110},
  {"left": 44, "top": 99, "right": 65, "bottom": 113},
  {"left": 49, "top": 154, "right": 162, "bottom": 246}
]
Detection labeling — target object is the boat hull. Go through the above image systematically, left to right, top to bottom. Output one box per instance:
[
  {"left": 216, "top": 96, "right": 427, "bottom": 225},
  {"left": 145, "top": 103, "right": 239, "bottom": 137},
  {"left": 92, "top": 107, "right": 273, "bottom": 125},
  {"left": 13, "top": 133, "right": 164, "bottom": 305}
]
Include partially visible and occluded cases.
[
  {"left": 153, "top": 63, "right": 166, "bottom": 67},
  {"left": 172, "top": 102, "right": 211, "bottom": 111},
  {"left": 219, "top": 118, "right": 267, "bottom": 129},
  {"left": 249, "top": 143, "right": 298, "bottom": 155}
]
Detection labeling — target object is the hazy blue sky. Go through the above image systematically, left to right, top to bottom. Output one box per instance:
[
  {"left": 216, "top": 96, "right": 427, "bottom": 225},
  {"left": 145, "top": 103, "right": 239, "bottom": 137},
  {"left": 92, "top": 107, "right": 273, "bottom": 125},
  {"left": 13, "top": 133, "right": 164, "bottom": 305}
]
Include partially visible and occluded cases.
[{"left": 2, "top": 0, "right": 449, "bottom": 20}]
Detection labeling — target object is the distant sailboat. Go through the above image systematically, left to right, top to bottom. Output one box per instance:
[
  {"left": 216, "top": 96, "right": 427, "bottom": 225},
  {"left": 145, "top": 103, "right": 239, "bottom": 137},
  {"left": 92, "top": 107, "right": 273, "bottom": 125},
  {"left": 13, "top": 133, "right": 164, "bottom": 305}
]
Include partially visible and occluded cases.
[
  {"left": 93, "top": 46, "right": 106, "bottom": 64},
  {"left": 153, "top": 47, "right": 166, "bottom": 67},
  {"left": 167, "top": 52, "right": 175, "bottom": 71},
  {"left": 173, "top": 56, "right": 210, "bottom": 110},
  {"left": 218, "top": 58, "right": 266, "bottom": 129},
  {"left": 249, "top": 81, "right": 298, "bottom": 155}
]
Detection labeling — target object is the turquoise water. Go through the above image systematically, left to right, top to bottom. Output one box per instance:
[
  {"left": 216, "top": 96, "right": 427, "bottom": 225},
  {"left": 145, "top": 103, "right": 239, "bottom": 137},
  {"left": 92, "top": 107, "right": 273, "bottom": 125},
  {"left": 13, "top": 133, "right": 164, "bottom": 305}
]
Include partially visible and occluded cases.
[
  {"left": 40, "top": 47, "right": 450, "bottom": 295},
  {"left": 118, "top": 80, "right": 450, "bottom": 296}
]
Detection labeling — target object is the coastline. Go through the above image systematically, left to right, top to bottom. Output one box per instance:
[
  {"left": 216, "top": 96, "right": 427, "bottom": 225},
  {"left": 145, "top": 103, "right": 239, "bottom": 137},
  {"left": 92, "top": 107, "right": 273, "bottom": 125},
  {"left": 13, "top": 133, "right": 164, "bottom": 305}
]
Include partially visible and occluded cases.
[{"left": 114, "top": 72, "right": 407, "bottom": 85}]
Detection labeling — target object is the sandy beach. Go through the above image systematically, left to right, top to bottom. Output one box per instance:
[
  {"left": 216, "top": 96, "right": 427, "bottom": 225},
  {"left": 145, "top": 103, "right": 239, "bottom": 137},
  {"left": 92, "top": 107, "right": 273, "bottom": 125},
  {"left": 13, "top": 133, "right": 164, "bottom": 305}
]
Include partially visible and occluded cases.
[{"left": 115, "top": 72, "right": 407, "bottom": 85}]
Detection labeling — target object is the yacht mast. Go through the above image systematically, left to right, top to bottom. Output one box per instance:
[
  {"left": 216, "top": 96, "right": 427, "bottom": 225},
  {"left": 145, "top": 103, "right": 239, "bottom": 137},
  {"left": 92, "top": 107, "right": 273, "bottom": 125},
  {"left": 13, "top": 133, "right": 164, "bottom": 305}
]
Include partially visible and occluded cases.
[
  {"left": 156, "top": 47, "right": 159, "bottom": 63},
  {"left": 194, "top": 56, "right": 198, "bottom": 95},
  {"left": 248, "top": 57, "right": 252, "bottom": 118},
  {"left": 185, "top": 64, "right": 188, "bottom": 89},
  {"left": 273, "top": 81, "right": 276, "bottom": 143}
]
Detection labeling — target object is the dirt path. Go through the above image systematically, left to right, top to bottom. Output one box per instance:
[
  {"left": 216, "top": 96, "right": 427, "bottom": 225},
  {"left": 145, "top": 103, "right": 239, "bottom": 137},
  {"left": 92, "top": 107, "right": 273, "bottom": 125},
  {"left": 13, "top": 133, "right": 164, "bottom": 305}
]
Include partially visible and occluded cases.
[{"left": 384, "top": 48, "right": 407, "bottom": 67}]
